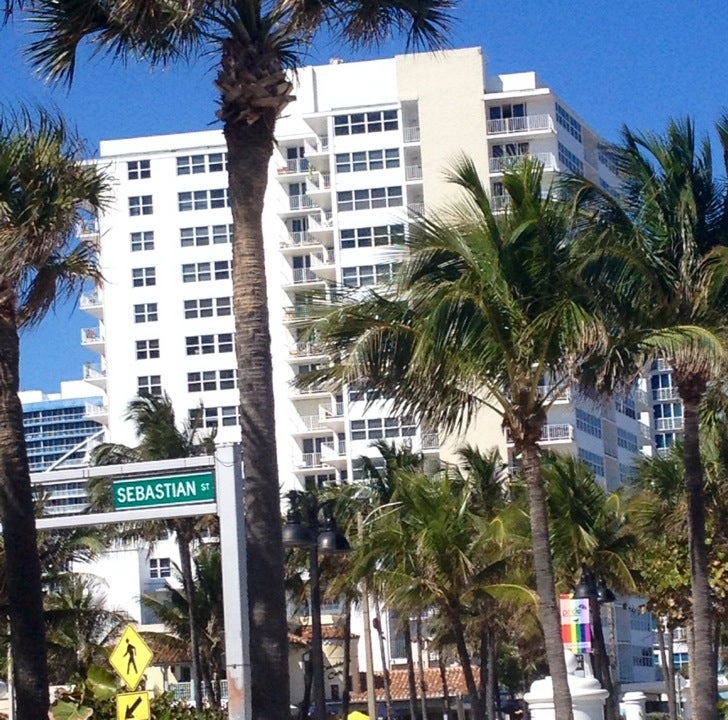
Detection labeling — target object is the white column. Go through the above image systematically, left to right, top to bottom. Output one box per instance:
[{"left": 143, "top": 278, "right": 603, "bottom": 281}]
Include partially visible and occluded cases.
[{"left": 620, "top": 691, "right": 646, "bottom": 720}]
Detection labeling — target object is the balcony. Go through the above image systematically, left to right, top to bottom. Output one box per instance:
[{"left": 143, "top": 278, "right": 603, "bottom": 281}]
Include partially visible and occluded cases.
[
  {"left": 486, "top": 114, "right": 555, "bottom": 136},
  {"left": 403, "top": 125, "right": 421, "bottom": 143},
  {"left": 304, "top": 137, "right": 330, "bottom": 157},
  {"left": 489, "top": 152, "right": 557, "bottom": 174},
  {"left": 277, "top": 158, "right": 309, "bottom": 176},
  {"left": 405, "top": 165, "right": 423, "bottom": 181},
  {"left": 307, "top": 171, "right": 331, "bottom": 193},
  {"left": 288, "top": 195, "right": 315, "bottom": 212},
  {"left": 407, "top": 202, "right": 425, "bottom": 217},
  {"left": 308, "top": 210, "right": 334, "bottom": 235},
  {"left": 310, "top": 249, "right": 336, "bottom": 281},
  {"left": 289, "top": 267, "right": 322, "bottom": 286},
  {"left": 80, "top": 291, "right": 103, "bottom": 318},
  {"left": 284, "top": 305, "right": 319, "bottom": 324},
  {"left": 81, "top": 326, "right": 104, "bottom": 350},
  {"left": 289, "top": 341, "right": 326, "bottom": 359},
  {"left": 83, "top": 362, "right": 107, "bottom": 388},
  {"left": 291, "top": 383, "right": 330, "bottom": 398},
  {"left": 536, "top": 385, "right": 572, "bottom": 404},
  {"left": 652, "top": 387, "right": 679, "bottom": 402},
  {"left": 319, "top": 401, "right": 345, "bottom": 431},
  {"left": 85, "top": 402, "right": 109, "bottom": 423},
  {"left": 292, "top": 415, "right": 328, "bottom": 435},
  {"left": 654, "top": 417, "right": 683, "bottom": 432},
  {"left": 507, "top": 423, "right": 574, "bottom": 445},
  {"left": 421, "top": 432, "right": 440, "bottom": 450},
  {"left": 321, "top": 440, "right": 347, "bottom": 467},
  {"left": 298, "top": 452, "right": 323, "bottom": 469}
]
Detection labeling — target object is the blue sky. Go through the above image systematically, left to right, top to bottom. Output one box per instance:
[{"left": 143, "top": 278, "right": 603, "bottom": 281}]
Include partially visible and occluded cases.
[{"left": 4, "top": 0, "right": 728, "bottom": 392}]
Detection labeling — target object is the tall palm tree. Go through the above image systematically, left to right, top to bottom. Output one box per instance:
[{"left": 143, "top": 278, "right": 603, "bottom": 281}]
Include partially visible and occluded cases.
[
  {"left": 26, "top": 5, "right": 456, "bottom": 716},
  {"left": 0, "top": 108, "right": 108, "bottom": 720},
  {"left": 571, "top": 117, "right": 728, "bottom": 720},
  {"left": 315, "top": 157, "right": 608, "bottom": 720},
  {"left": 90, "top": 392, "right": 216, "bottom": 711}
]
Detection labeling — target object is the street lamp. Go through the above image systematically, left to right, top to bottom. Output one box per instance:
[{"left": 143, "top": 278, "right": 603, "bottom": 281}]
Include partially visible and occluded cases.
[
  {"left": 283, "top": 493, "right": 351, "bottom": 720},
  {"left": 573, "top": 565, "right": 616, "bottom": 715}
]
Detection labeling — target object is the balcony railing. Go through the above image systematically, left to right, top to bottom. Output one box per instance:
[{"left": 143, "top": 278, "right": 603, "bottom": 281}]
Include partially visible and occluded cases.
[
  {"left": 486, "top": 113, "right": 554, "bottom": 135},
  {"left": 403, "top": 126, "right": 421, "bottom": 143},
  {"left": 489, "top": 152, "right": 557, "bottom": 173},
  {"left": 278, "top": 158, "right": 309, "bottom": 174},
  {"left": 405, "top": 165, "right": 423, "bottom": 181},
  {"left": 307, "top": 172, "right": 331, "bottom": 192},
  {"left": 289, "top": 195, "right": 315, "bottom": 211},
  {"left": 490, "top": 195, "right": 511, "bottom": 213},
  {"left": 407, "top": 202, "right": 425, "bottom": 217},
  {"left": 309, "top": 211, "right": 333, "bottom": 232},
  {"left": 282, "top": 231, "right": 320, "bottom": 248},
  {"left": 291, "top": 267, "right": 319, "bottom": 284},
  {"left": 80, "top": 291, "right": 102, "bottom": 309},
  {"left": 81, "top": 327, "right": 104, "bottom": 345},
  {"left": 290, "top": 341, "right": 324, "bottom": 357},
  {"left": 83, "top": 363, "right": 106, "bottom": 381},
  {"left": 536, "top": 385, "right": 572, "bottom": 403},
  {"left": 652, "top": 387, "right": 679, "bottom": 401},
  {"left": 85, "top": 402, "right": 108, "bottom": 417},
  {"left": 297, "top": 415, "right": 327, "bottom": 432},
  {"left": 654, "top": 417, "right": 683, "bottom": 432},
  {"left": 507, "top": 423, "right": 574, "bottom": 444},
  {"left": 638, "top": 423, "right": 653, "bottom": 440},
  {"left": 421, "top": 432, "right": 440, "bottom": 449},
  {"left": 321, "top": 440, "right": 346, "bottom": 457},
  {"left": 299, "top": 452, "right": 323, "bottom": 468}
]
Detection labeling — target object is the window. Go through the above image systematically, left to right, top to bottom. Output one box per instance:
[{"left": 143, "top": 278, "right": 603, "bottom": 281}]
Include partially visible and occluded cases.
[
  {"left": 555, "top": 103, "right": 583, "bottom": 142},
  {"left": 333, "top": 109, "right": 398, "bottom": 136},
  {"left": 558, "top": 142, "right": 584, "bottom": 175},
  {"left": 335, "top": 148, "right": 400, "bottom": 173},
  {"left": 176, "top": 153, "right": 228, "bottom": 175},
  {"left": 127, "top": 159, "right": 151, "bottom": 180},
  {"left": 337, "top": 186, "right": 403, "bottom": 212},
  {"left": 177, "top": 188, "right": 229, "bottom": 211},
  {"left": 129, "top": 195, "right": 153, "bottom": 216},
  {"left": 212, "top": 224, "right": 233, "bottom": 244},
  {"left": 340, "top": 224, "right": 404, "bottom": 250},
  {"left": 180, "top": 226, "right": 210, "bottom": 247},
  {"left": 131, "top": 231, "right": 155, "bottom": 252},
  {"left": 214, "top": 260, "right": 231, "bottom": 280},
  {"left": 182, "top": 262, "right": 211, "bottom": 283},
  {"left": 342, "top": 262, "right": 397, "bottom": 288},
  {"left": 132, "top": 267, "right": 156, "bottom": 287},
  {"left": 183, "top": 297, "right": 232, "bottom": 319},
  {"left": 134, "top": 303, "right": 158, "bottom": 323},
  {"left": 185, "top": 333, "right": 234, "bottom": 355},
  {"left": 136, "top": 339, "right": 160, "bottom": 359},
  {"left": 189, "top": 369, "right": 237, "bottom": 392},
  {"left": 137, "top": 375, "right": 162, "bottom": 396},
  {"left": 615, "top": 396, "right": 636, "bottom": 419},
  {"left": 189, "top": 406, "right": 239, "bottom": 428},
  {"left": 575, "top": 408, "right": 601, "bottom": 438},
  {"left": 350, "top": 416, "right": 415, "bottom": 441},
  {"left": 617, "top": 428, "right": 639, "bottom": 453},
  {"left": 578, "top": 448, "right": 605, "bottom": 477},
  {"left": 149, "top": 558, "right": 171, "bottom": 578}
]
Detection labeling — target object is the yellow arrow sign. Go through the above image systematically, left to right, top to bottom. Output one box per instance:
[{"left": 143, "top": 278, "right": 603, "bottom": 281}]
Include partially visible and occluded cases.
[
  {"left": 110, "top": 626, "right": 154, "bottom": 690},
  {"left": 116, "top": 691, "right": 151, "bottom": 720}
]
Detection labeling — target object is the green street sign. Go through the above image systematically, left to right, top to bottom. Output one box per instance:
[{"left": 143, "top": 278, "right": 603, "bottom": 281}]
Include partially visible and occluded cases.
[{"left": 113, "top": 472, "right": 215, "bottom": 510}]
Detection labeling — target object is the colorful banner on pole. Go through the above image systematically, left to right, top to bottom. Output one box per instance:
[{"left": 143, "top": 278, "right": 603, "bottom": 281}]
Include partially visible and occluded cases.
[{"left": 560, "top": 594, "right": 592, "bottom": 653}]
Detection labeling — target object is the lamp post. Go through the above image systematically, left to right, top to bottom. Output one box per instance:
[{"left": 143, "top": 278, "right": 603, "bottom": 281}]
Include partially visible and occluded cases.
[
  {"left": 283, "top": 493, "right": 351, "bottom": 720},
  {"left": 573, "top": 565, "right": 617, "bottom": 719}
]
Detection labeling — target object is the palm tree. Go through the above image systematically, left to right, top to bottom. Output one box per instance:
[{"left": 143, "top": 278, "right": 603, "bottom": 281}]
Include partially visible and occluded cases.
[
  {"left": 25, "top": 5, "right": 456, "bottom": 717},
  {"left": 0, "top": 108, "right": 108, "bottom": 720},
  {"left": 571, "top": 117, "right": 728, "bottom": 720},
  {"left": 315, "top": 157, "right": 608, "bottom": 720},
  {"left": 90, "top": 392, "right": 216, "bottom": 711},
  {"left": 542, "top": 454, "right": 638, "bottom": 720},
  {"left": 141, "top": 543, "right": 226, "bottom": 706}
]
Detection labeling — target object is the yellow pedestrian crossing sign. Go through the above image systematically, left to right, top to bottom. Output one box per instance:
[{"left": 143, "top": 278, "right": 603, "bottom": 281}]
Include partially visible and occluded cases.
[
  {"left": 110, "top": 626, "right": 153, "bottom": 690},
  {"left": 116, "top": 691, "right": 151, "bottom": 720}
]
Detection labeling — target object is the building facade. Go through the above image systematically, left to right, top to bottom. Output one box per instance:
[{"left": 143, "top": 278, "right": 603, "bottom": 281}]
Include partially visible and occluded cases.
[{"left": 77, "top": 47, "right": 656, "bottom": 684}]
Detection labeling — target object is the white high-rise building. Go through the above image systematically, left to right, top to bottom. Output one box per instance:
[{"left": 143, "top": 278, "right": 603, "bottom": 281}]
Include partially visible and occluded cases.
[{"left": 75, "top": 47, "right": 657, "bottom": 685}]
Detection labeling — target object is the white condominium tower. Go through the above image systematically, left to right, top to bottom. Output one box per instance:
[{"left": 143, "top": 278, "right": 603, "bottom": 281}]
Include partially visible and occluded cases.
[{"left": 83, "top": 46, "right": 640, "bottom": 496}]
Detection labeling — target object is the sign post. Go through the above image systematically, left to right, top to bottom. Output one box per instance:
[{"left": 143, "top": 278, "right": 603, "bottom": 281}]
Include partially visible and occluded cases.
[{"left": 110, "top": 626, "right": 154, "bottom": 720}]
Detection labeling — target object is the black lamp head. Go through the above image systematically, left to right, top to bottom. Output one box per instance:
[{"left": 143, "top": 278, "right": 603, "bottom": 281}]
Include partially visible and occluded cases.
[
  {"left": 282, "top": 492, "right": 317, "bottom": 548},
  {"left": 318, "top": 500, "right": 351, "bottom": 555},
  {"left": 573, "top": 564, "right": 597, "bottom": 601},
  {"left": 596, "top": 577, "right": 616, "bottom": 604}
]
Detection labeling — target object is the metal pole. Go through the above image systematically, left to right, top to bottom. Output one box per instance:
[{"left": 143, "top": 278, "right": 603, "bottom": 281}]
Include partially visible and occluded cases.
[
  {"left": 358, "top": 513, "right": 377, "bottom": 720},
  {"left": 310, "top": 544, "right": 326, "bottom": 720}
]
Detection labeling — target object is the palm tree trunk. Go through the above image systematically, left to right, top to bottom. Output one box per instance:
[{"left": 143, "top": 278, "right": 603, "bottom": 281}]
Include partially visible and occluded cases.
[
  {"left": 223, "top": 108, "right": 289, "bottom": 720},
  {"left": 0, "top": 297, "right": 49, "bottom": 720},
  {"left": 679, "top": 388, "right": 718, "bottom": 720},
  {"left": 520, "top": 440, "right": 573, "bottom": 720},
  {"left": 176, "top": 525, "right": 203, "bottom": 711},
  {"left": 374, "top": 600, "right": 394, "bottom": 720},
  {"left": 342, "top": 602, "right": 352, "bottom": 720},
  {"left": 591, "top": 602, "right": 616, "bottom": 720},
  {"left": 448, "top": 612, "right": 483, "bottom": 720},
  {"left": 416, "top": 615, "right": 428, "bottom": 720},
  {"left": 403, "top": 619, "right": 418, "bottom": 720},
  {"left": 657, "top": 623, "right": 677, "bottom": 720},
  {"left": 485, "top": 628, "right": 497, "bottom": 720},
  {"left": 438, "top": 653, "right": 452, "bottom": 717}
]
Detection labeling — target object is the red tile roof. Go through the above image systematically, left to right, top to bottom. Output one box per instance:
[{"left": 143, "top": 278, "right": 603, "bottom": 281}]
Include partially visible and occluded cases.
[
  {"left": 299, "top": 626, "right": 359, "bottom": 641},
  {"left": 350, "top": 666, "right": 473, "bottom": 702}
]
